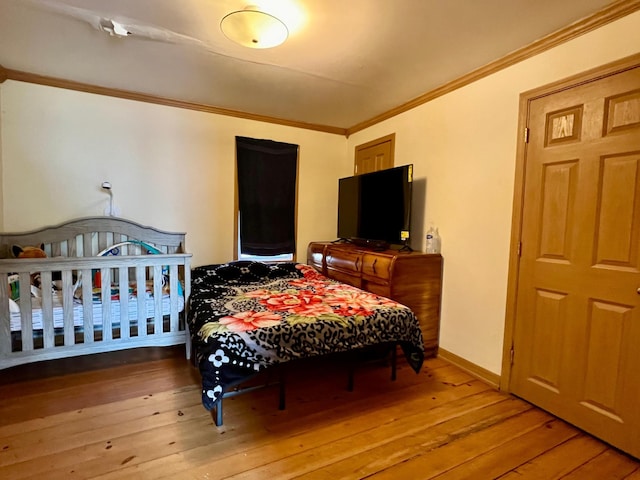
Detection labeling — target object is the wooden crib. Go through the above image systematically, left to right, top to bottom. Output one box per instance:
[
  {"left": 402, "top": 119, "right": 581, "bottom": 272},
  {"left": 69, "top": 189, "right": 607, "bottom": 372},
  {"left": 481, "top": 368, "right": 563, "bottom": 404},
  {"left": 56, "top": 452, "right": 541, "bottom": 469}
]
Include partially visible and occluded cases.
[{"left": 0, "top": 217, "right": 191, "bottom": 369}]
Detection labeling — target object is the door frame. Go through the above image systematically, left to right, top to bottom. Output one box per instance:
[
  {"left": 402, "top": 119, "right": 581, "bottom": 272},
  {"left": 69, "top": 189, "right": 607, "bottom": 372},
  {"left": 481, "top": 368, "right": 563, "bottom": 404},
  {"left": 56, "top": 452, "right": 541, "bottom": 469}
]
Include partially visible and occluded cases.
[{"left": 500, "top": 52, "right": 640, "bottom": 392}]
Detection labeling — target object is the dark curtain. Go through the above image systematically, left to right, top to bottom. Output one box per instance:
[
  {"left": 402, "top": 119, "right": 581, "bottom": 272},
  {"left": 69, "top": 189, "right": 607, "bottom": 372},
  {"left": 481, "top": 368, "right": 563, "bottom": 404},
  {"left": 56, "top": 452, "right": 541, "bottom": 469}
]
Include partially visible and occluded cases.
[{"left": 236, "top": 136, "right": 298, "bottom": 256}]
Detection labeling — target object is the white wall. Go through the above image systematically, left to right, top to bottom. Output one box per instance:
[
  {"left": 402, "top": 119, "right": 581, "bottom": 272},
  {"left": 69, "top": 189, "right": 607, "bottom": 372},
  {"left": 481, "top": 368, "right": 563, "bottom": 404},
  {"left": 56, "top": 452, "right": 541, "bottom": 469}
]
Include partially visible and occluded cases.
[
  {"left": 347, "top": 11, "right": 640, "bottom": 375},
  {"left": 0, "top": 82, "right": 349, "bottom": 267}
]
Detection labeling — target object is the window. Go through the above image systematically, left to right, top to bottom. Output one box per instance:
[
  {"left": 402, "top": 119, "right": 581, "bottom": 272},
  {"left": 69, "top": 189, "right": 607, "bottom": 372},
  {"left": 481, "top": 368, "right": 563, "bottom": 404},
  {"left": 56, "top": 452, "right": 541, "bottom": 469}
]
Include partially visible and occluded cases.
[{"left": 235, "top": 136, "right": 299, "bottom": 262}]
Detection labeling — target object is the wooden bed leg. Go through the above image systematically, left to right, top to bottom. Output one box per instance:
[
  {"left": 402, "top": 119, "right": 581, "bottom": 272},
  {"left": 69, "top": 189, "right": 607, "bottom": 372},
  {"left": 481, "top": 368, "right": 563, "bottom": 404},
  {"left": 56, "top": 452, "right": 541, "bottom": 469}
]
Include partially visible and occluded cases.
[
  {"left": 391, "top": 343, "right": 398, "bottom": 381},
  {"left": 212, "top": 399, "right": 223, "bottom": 426}
]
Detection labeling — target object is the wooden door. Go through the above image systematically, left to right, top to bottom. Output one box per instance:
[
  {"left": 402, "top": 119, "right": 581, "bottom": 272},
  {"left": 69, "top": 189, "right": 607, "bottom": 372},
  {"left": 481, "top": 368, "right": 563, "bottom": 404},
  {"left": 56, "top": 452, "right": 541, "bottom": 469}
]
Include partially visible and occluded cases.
[
  {"left": 510, "top": 64, "right": 640, "bottom": 457},
  {"left": 354, "top": 133, "right": 395, "bottom": 175}
]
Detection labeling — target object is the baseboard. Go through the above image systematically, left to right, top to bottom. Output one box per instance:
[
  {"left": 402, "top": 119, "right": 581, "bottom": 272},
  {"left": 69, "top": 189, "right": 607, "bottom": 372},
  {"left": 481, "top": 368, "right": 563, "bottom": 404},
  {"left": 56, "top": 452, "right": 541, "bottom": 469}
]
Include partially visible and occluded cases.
[{"left": 437, "top": 348, "right": 501, "bottom": 389}]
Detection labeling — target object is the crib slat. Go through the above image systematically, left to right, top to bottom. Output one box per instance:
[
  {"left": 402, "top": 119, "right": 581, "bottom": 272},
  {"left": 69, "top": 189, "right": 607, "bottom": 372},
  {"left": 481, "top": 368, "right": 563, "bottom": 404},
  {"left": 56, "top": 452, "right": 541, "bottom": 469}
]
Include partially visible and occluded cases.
[
  {"left": 98, "top": 232, "right": 108, "bottom": 253},
  {"left": 83, "top": 233, "right": 93, "bottom": 257},
  {"left": 73, "top": 235, "right": 82, "bottom": 257},
  {"left": 66, "top": 237, "right": 77, "bottom": 257},
  {"left": 124, "top": 237, "right": 131, "bottom": 256},
  {"left": 51, "top": 242, "right": 62, "bottom": 258},
  {"left": 184, "top": 259, "right": 191, "bottom": 360},
  {"left": 184, "top": 259, "right": 191, "bottom": 304},
  {"left": 169, "top": 264, "right": 179, "bottom": 333},
  {"left": 153, "top": 265, "right": 162, "bottom": 334},
  {"left": 136, "top": 266, "right": 146, "bottom": 337},
  {"left": 101, "top": 267, "right": 112, "bottom": 341},
  {"left": 119, "top": 267, "right": 130, "bottom": 339},
  {"left": 81, "top": 268, "right": 94, "bottom": 343},
  {"left": 62, "top": 270, "right": 74, "bottom": 346},
  {"left": 40, "top": 271, "right": 55, "bottom": 349},
  {"left": 18, "top": 272, "right": 34, "bottom": 352},
  {"left": 0, "top": 275, "right": 10, "bottom": 355}
]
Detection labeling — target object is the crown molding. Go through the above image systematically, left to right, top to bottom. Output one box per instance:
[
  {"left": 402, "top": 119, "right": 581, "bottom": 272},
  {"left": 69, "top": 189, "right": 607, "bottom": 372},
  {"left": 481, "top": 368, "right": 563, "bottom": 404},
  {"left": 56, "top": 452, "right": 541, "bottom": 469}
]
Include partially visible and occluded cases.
[
  {"left": 346, "top": 0, "right": 640, "bottom": 135},
  {"left": 0, "top": 66, "right": 347, "bottom": 136}
]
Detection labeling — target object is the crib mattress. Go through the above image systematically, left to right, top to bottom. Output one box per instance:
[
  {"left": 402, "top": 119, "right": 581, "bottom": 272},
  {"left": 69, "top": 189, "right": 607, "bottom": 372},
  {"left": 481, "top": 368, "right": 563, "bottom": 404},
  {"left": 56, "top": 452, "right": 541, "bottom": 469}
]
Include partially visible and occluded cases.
[{"left": 10, "top": 292, "right": 184, "bottom": 331}]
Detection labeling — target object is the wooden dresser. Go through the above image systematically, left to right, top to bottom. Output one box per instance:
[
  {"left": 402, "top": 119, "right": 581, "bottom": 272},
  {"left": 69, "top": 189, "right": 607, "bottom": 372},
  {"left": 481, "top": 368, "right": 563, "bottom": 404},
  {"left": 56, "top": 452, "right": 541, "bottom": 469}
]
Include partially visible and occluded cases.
[{"left": 307, "top": 242, "right": 443, "bottom": 357}]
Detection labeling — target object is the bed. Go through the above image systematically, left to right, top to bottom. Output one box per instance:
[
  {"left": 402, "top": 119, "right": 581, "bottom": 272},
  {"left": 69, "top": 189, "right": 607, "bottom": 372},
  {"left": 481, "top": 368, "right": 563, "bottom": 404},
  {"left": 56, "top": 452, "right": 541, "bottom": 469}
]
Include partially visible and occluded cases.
[
  {"left": 0, "top": 217, "right": 192, "bottom": 369},
  {"left": 188, "top": 261, "right": 424, "bottom": 425}
]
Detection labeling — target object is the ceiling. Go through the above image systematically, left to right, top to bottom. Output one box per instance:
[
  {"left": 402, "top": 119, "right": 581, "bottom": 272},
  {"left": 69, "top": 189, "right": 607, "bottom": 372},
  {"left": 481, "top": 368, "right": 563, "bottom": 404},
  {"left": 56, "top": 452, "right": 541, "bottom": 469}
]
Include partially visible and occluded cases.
[{"left": 0, "top": 0, "right": 626, "bottom": 131}]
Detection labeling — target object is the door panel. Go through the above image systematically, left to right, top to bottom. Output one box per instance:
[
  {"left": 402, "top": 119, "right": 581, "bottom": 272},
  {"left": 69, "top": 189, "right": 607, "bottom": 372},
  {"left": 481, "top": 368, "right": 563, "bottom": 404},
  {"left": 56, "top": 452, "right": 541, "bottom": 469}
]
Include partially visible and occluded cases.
[
  {"left": 510, "top": 65, "right": 640, "bottom": 458},
  {"left": 354, "top": 134, "right": 395, "bottom": 175},
  {"left": 595, "top": 153, "right": 639, "bottom": 267},
  {"left": 538, "top": 160, "right": 578, "bottom": 259},
  {"left": 528, "top": 289, "right": 566, "bottom": 393},
  {"left": 581, "top": 300, "right": 629, "bottom": 421}
]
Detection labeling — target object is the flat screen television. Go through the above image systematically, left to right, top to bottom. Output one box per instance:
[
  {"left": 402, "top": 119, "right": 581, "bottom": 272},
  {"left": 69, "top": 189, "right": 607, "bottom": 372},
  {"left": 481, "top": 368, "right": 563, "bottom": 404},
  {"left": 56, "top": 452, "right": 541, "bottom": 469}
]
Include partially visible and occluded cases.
[{"left": 337, "top": 164, "right": 413, "bottom": 246}]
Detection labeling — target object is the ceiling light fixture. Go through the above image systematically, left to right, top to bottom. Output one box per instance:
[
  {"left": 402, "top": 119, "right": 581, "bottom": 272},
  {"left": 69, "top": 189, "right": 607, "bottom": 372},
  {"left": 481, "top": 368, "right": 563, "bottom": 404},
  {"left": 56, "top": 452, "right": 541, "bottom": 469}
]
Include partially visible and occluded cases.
[{"left": 220, "top": 6, "right": 289, "bottom": 49}]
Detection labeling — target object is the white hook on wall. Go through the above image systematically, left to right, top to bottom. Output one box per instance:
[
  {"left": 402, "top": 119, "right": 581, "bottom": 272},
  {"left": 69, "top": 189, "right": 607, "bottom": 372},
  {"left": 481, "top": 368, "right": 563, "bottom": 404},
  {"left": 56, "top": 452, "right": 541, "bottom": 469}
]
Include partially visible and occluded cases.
[{"left": 101, "top": 181, "right": 119, "bottom": 216}]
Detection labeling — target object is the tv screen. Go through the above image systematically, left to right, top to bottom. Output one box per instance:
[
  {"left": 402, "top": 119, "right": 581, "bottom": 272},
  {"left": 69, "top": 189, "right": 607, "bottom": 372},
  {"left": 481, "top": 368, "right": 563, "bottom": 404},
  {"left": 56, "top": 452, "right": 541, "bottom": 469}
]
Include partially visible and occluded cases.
[{"left": 337, "top": 164, "right": 413, "bottom": 245}]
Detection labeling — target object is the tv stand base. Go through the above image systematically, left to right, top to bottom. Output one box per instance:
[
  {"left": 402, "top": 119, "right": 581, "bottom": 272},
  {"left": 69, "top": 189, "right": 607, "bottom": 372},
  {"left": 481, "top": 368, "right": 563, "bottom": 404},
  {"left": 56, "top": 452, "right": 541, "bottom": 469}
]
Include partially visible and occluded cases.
[{"left": 349, "top": 238, "right": 389, "bottom": 250}]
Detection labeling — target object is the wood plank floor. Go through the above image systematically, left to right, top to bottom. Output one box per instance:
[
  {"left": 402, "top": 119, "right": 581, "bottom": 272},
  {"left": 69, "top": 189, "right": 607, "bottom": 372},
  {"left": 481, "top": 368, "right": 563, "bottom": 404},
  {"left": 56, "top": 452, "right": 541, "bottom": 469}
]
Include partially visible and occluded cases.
[{"left": 0, "top": 347, "right": 638, "bottom": 479}]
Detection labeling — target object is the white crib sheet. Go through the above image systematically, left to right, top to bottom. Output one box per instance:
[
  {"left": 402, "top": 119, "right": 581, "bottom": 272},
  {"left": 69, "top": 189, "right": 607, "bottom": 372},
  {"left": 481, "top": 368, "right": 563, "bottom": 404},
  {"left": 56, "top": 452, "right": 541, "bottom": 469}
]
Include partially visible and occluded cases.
[{"left": 10, "top": 292, "right": 185, "bottom": 331}]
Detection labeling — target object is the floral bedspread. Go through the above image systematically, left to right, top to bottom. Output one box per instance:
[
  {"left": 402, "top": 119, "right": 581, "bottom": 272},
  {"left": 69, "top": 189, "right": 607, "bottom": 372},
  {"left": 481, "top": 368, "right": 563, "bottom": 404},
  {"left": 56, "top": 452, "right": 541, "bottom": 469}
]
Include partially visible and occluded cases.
[{"left": 188, "top": 261, "right": 424, "bottom": 410}]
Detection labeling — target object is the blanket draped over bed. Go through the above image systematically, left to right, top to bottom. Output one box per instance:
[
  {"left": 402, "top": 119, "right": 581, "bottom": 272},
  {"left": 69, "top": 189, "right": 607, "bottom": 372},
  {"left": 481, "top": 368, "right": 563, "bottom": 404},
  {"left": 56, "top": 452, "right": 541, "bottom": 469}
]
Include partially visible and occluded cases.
[{"left": 188, "top": 261, "right": 424, "bottom": 411}]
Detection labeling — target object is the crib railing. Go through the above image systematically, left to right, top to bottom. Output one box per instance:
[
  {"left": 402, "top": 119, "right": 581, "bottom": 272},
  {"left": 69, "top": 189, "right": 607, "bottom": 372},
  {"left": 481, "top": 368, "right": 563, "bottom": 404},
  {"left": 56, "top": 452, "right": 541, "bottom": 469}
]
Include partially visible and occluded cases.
[{"left": 0, "top": 253, "right": 191, "bottom": 369}]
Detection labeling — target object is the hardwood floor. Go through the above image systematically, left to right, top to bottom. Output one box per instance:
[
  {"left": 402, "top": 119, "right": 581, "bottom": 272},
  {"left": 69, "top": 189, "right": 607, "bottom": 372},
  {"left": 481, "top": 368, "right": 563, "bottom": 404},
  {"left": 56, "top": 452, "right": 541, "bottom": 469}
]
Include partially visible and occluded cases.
[{"left": 0, "top": 347, "right": 638, "bottom": 479}]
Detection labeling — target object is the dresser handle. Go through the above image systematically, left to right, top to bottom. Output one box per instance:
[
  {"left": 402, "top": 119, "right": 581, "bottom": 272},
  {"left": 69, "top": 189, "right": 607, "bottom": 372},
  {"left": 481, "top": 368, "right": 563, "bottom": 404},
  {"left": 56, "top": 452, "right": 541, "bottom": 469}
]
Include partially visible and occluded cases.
[
  {"left": 355, "top": 257, "right": 360, "bottom": 271},
  {"left": 372, "top": 258, "right": 377, "bottom": 274}
]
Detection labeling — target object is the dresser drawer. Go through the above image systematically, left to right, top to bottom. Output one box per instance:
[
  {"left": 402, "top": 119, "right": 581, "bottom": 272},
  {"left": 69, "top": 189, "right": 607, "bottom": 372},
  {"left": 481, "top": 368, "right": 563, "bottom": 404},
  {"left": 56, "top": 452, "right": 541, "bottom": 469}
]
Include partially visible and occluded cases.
[
  {"left": 325, "top": 248, "right": 362, "bottom": 274},
  {"left": 361, "top": 253, "right": 392, "bottom": 281},
  {"left": 327, "top": 268, "right": 362, "bottom": 289},
  {"left": 362, "top": 280, "right": 390, "bottom": 298}
]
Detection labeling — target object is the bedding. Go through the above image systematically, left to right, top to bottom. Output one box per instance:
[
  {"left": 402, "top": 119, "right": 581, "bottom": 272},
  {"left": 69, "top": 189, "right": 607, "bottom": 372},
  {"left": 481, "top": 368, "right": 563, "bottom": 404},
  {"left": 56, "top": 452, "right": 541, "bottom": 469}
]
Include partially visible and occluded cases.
[
  {"left": 188, "top": 261, "right": 424, "bottom": 412},
  {"left": 9, "top": 270, "right": 182, "bottom": 331},
  {"left": 9, "top": 287, "right": 184, "bottom": 332}
]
